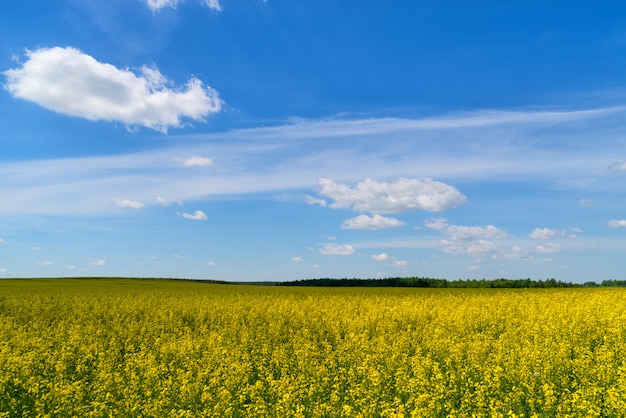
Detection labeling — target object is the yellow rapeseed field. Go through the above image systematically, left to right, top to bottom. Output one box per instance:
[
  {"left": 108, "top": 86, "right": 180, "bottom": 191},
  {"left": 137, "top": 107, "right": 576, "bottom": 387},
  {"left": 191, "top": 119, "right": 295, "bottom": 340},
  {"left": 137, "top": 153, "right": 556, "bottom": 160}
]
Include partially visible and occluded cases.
[{"left": 1, "top": 278, "right": 626, "bottom": 417}]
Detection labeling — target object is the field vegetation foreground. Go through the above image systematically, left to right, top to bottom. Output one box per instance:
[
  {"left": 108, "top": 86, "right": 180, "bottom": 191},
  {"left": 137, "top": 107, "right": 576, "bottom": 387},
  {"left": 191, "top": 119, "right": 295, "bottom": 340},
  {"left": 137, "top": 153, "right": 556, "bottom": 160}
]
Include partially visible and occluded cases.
[{"left": 1, "top": 278, "right": 626, "bottom": 417}]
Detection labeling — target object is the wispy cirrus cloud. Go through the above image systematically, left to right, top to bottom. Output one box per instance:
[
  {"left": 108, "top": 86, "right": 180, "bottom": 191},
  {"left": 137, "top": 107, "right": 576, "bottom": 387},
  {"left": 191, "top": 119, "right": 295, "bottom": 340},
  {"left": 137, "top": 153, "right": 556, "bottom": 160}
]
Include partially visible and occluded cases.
[
  {"left": 144, "top": 0, "right": 222, "bottom": 12},
  {"left": 4, "top": 47, "right": 222, "bottom": 132},
  {"left": 1, "top": 106, "right": 626, "bottom": 218},
  {"left": 609, "top": 161, "right": 626, "bottom": 172},
  {"left": 608, "top": 219, "right": 626, "bottom": 228}
]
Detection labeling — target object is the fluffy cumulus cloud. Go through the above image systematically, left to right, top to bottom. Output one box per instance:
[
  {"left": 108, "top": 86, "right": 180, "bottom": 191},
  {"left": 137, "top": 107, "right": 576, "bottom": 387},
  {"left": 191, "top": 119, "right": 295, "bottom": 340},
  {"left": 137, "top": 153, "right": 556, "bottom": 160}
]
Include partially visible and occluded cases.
[
  {"left": 144, "top": 0, "right": 222, "bottom": 11},
  {"left": 4, "top": 47, "right": 222, "bottom": 132},
  {"left": 176, "top": 156, "right": 213, "bottom": 167},
  {"left": 315, "top": 177, "right": 466, "bottom": 214},
  {"left": 305, "top": 195, "right": 327, "bottom": 207},
  {"left": 156, "top": 196, "right": 170, "bottom": 206},
  {"left": 114, "top": 198, "right": 144, "bottom": 209},
  {"left": 178, "top": 210, "right": 208, "bottom": 221},
  {"left": 341, "top": 214, "right": 406, "bottom": 230},
  {"left": 425, "top": 218, "right": 507, "bottom": 258},
  {"left": 426, "top": 219, "right": 507, "bottom": 241},
  {"left": 608, "top": 219, "right": 626, "bottom": 228},
  {"left": 445, "top": 224, "right": 507, "bottom": 241},
  {"left": 530, "top": 227, "right": 560, "bottom": 240},
  {"left": 439, "top": 239, "right": 498, "bottom": 256},
  {"left": 535, "top": 243, "right": 561, "bottom": 253},
  {"left": 320, "top": 244, "right": 355, "bottom": 256},
  {"left": 503, "top": 245, "right": 531, "bottom": 261},
  {"left": 371, "top": 252, "right": 389, "bottom": 262},
  {"left": 291, "top": 256, "right": 304, "bottom": 262},
  {"left": 89, "top": 260, "right": 106, "bottom": 266}
]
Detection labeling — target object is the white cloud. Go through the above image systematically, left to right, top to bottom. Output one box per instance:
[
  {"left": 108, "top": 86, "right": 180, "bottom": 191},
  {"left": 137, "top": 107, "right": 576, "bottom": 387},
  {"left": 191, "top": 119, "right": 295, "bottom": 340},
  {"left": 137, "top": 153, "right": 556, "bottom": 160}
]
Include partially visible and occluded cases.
[
  {"left": 144, "top": 0, "right": 222, "bottom": 11},
  {"left": 145, "top": 0, "right": 178, "bottom": 10},
  {"left": 204, "top": 0, "right": 222, "bottom": 11},
  {"left": 4, "top": 47, "right": 221, "bottom": 133},
  {"left": 2, "top": 107, "right": 626, "bottom": 218},
  {"left": 177, "top": 156, "right": 213, "bottom": 167},
  {"left": 609, "top": 161, "right": 626, "bottom": 172},
  {"left": 316, "top": 177, "right": 466, "bottom": 213},
  {"left": 305, "top": 195, "right": 327, "bottom": 207},
  {"left": 156, "top": 196, "right": 170, "bottom": 206},
  {"left": 114, "top": 197, "right": 144, "bottom": 209},
  {"left": 579, "top": 198, "right": 594, "bottom": 207},
  {"left": 178, "top": 210, "right": 208, "bottom": 220},
  {"left": 341, "top": 214, "right": 406, "bottom": 230},
  {"left": 424, "top": 218, "right": 448, "bottom": 231},
  {"left": 424, "top": 219, "right": 507, "bottom": 259},
  {"left": 425, "top": 219, "right": 507, "bottom": 241},
  {"left": 608, "top": 219, "right": 626, "bottom": 228},
  {"left": 445, "top": 224, "right": 507, "bottom": 241},
  {"left": 530, "top": 227, "right": 560, "bottom": 240},
  {"left": 568, "top": 227, "right": 583, "bottom": 238},
  {"left": 0, "top": 238, "right": 4, "bottom": 244},
  {"left": 439, "top": 239, "right": 498, "bottom": 256},
  {"left": 535, "top": 243, "right": 561, "bottom": 253},
  {"left": 320, "top": 244, "right": 355, "bottom": 256},
  {"left": 502, "top": 245, "right": 531, "bottom": 261},
  {"left": 371, "top": 252, "right": 389, "bottom": 262},
  {"left": 291, "top": 257, "right": 304, "bottom": 262},
  {"left": 89, "top": 260, "right": 106, "bottom": 266},
  {"left": 389, "top": 260, "right": 408, "bottom": 267},
  {"left": 37, "top": 261, "right": 53, "bottom": 266},
  {"left": 208, "top": 261, "right": 216, "bottom": 266},
  {"left": 65, "top": 265, "right": 77, "bottom": 269},
  {"left": 0, "top": 268, "right": 7, "bottom": 274}
]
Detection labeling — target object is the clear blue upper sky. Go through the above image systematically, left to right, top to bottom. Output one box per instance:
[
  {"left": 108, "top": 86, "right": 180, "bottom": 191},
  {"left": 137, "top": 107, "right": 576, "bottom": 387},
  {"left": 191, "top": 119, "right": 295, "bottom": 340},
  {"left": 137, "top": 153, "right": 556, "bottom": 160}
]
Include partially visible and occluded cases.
[{"left": 1, "top": 0, "right": 626, "bottom": 282}]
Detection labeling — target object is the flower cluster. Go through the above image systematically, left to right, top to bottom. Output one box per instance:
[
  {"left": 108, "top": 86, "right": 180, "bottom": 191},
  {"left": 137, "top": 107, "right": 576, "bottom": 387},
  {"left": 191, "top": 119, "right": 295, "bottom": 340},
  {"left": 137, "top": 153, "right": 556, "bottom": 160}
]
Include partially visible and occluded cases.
[{"left": 1, "top": 279, "right": 625, "bottom": 416}]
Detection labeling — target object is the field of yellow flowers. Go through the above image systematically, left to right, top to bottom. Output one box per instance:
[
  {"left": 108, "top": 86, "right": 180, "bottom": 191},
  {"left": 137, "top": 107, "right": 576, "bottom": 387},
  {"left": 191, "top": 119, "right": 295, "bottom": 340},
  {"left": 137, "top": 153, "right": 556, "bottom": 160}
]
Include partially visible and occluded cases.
[{"left": 1, "top": 278, "right": 626, "bottom": 417}]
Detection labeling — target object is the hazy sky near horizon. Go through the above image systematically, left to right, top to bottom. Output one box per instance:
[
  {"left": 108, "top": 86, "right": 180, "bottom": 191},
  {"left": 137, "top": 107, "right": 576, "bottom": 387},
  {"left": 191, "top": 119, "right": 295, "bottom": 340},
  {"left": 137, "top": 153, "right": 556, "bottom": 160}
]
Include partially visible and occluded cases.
[{"left": 2, "top": 1, "right": 626, "bottom": 282}]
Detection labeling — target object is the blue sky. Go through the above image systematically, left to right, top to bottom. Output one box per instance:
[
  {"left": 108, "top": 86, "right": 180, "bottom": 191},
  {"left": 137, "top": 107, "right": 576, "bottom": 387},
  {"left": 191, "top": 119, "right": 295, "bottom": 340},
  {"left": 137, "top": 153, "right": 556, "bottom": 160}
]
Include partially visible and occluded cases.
[{"left": 1, "top": 1, "right": 626, "bottom": 282}]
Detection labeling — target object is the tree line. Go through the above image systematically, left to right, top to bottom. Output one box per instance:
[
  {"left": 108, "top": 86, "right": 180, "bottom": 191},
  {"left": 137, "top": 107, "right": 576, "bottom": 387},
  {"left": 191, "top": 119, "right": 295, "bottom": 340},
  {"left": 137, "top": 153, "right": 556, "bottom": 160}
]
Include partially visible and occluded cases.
[{"left": 278, "top": 277, "right": 626, "bottom": 288}]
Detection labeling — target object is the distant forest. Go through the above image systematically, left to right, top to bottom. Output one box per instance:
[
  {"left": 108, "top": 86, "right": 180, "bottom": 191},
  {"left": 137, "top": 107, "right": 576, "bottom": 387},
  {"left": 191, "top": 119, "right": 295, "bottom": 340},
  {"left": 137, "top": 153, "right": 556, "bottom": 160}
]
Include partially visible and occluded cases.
[{"left": 278, "top": 277, "right": 626, "bottom": 288}]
